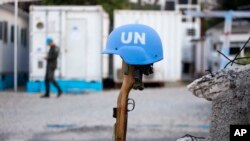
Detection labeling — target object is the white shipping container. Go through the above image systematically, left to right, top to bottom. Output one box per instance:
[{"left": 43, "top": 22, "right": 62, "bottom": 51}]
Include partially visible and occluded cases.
[
  {"left": 28, "top": 6, "right": 108, "bottom": 92},
  {"left": 29, "top": 6, "right": 107, "bottom": 81},
  {"left": 114, "top": 10, "right": 184, "bottom": 82}
]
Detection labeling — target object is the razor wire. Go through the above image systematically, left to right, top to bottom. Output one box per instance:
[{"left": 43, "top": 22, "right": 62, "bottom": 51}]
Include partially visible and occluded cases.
[{"left": 217, "top": 36, "right": 250, "bottom": 69}]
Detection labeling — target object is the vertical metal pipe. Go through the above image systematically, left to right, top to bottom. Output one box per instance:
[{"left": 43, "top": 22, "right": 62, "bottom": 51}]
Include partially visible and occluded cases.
[{"left": 14, "top": 0, "right": 18, "bottom": 92}]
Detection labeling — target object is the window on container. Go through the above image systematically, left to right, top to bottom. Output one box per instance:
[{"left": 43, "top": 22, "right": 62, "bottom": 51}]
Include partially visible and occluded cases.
[
  {"left": 179, "top": 0, "right": 188, "bottom": 4},
  {"left": 179, "top": 0, "right": 197, "bottom": 4},
  {"left": 192, "top": 0, "right": 197, "bottom": 4},
  {"left": 165, "top": 1, "right": 175, "bottom": 10},
  {"left": 192, "top": 18, "right": 196, "bottom": 22},
  {"left": 3, "top": 21, "right": 8, "bottom": 43},
  {"left": 0, "top": 22, "right": 2, "bottom": 40},
  {"left": 36, "top": 22, "right": 44, "bottom": 30},
  {"left": 11, "top": 25, "right": 14, "bottom": 43},
  {"left": 17, "top": 26, "right": 20, "bottom": 46},
  {"left": 21, "top": 28, "right": 27, "bottom": 47},
  {"left": 21, "top": 28, "right": 24, "bottom": 46},
  {"left": 187, "top": 28, "right": 195, "bottom": 36},
  {"left": 21, "top": 29, "right": 23, "bottom": 46},
  {"left": 24, "top": 29, "right": 27, "bottom": 47},
  {"left": 229, "top": 47, "right": 240, "bottom": 55},
  {"left": 183, "top": 62, "right": 191, "bottom": 74}
]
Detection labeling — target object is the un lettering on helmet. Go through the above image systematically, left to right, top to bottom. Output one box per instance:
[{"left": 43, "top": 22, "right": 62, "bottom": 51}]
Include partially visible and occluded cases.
[{"left": 121, "top": 32, "right": 146, "bottom": 45}]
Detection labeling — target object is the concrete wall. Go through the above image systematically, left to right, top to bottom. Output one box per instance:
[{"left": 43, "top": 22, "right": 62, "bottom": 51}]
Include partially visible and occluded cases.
[{"left": 188, "top": 65, "right": 250, "bottom": 141}]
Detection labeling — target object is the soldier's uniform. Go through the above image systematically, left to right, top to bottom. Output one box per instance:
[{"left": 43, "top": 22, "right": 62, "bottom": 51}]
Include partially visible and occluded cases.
[{"left": 44, "top": 45, "right": 62, "bottom": 97}]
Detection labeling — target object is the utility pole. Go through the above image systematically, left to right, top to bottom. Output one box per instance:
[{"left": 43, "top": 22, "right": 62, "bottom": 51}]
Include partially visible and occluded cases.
[{"left": 14, "top": 0, "right": 19, "bottom": 92}]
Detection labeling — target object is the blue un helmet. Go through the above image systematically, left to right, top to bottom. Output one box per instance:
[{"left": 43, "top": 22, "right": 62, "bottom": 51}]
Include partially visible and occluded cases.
[
  {"left": 103, "top": 24, "right": 163, "bottom": 65},
  {"left": 46, "top": 37, "right": 53, "bottom": 45}
]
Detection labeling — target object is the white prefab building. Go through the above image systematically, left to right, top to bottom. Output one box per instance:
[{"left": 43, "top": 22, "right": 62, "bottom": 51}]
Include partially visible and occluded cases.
[
  {"left": 0, "top": 4, "right": 29, "bottom": 90},
  {"left": 27, "top": 6, "right": 109, "bottom": 93},
  {"left": 113, "top": 10, "right": 200, "bottom": 82},
  {"left": 205, "top": 21, "right": 250, "bottom": 72}
]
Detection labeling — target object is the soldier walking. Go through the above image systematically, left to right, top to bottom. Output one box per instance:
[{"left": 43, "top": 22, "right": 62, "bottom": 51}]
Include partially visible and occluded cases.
[{"left": 41, "top": 37, "right": 62, "bottom": 98}]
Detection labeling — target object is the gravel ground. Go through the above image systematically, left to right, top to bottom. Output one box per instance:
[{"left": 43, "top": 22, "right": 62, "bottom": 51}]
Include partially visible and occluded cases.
[{"left": 0, "top": 87, "right": 211, "bottom": 141}]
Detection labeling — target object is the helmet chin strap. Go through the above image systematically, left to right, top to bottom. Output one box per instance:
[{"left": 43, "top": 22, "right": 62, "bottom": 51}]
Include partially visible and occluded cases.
[{"left": 133, "top": 64, "right": 153, "bottom": 90}]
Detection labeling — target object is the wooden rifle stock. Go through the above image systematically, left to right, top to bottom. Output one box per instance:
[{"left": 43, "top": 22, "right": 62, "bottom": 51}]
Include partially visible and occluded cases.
[{"left": 114, "top": 61, "right": 134, "bottom": 141}]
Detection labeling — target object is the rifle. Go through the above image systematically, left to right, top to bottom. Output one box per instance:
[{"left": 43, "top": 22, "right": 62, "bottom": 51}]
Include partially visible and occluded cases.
[{"left": 113, "top": 61, "right": 153, "bottom": 141}]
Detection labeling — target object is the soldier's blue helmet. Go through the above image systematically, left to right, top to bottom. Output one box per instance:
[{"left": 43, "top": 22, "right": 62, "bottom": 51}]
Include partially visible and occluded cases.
[
  {"left": 103, "top": 24, "right": 163, "bottom": 65},
  {"left": 46, "top": 37, "right": 53, "bottom": 45}
]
